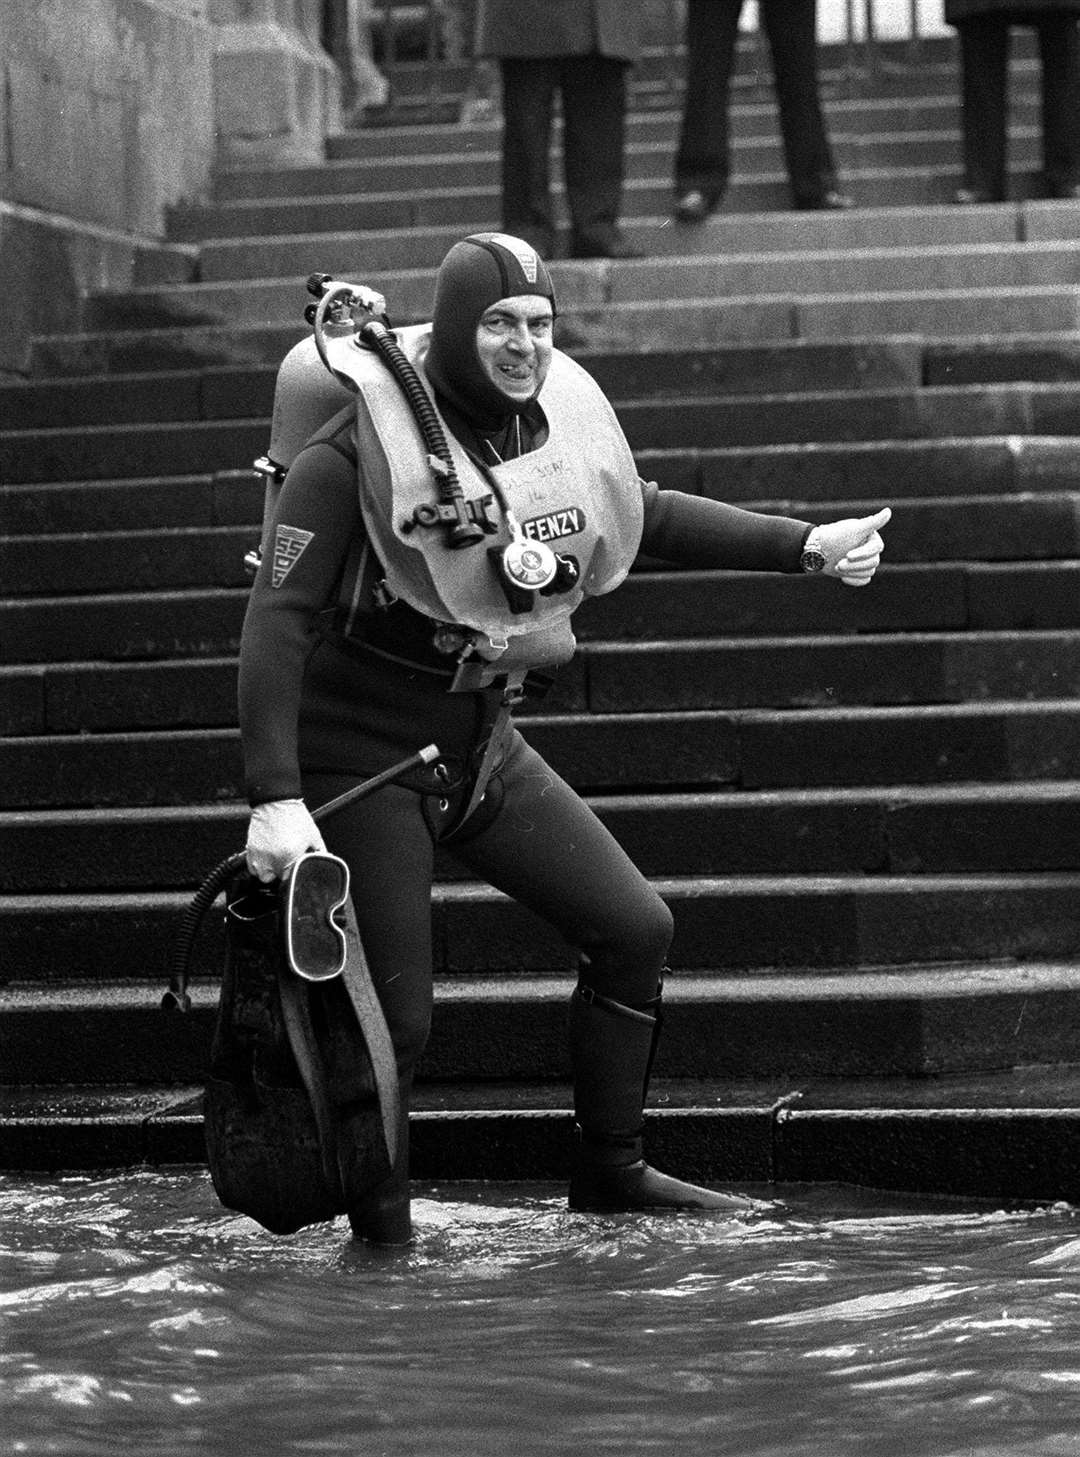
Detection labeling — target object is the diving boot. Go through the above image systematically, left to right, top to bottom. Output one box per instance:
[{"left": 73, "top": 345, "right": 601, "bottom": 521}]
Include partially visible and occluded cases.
[
  {"left": 567, "top": 982, "right": 768, "bottom": 1215},
  {"left": 348, "top": 1094, "right": 413, "bottom": 1245},
  {"left": 347, "top": 1169, "right": 412, "bottom": 1244}
]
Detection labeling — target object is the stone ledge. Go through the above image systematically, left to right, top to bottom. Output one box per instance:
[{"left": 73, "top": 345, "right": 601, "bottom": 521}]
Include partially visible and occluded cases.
[{"left": 4, "top": 1071, "right": 1080, "bottom": 1205}]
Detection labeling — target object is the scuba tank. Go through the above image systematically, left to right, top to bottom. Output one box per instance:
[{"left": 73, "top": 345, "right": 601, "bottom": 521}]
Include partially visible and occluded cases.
[
  {"left": 245, "top": 274, "right": 487, "bottom": 578},
  {"left": 164, "top": 747, "right": 439, "bottom": 1236}
]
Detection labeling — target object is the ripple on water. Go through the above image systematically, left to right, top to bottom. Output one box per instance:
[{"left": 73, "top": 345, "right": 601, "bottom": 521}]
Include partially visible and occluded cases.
[{"left": 1, "top": 1172, "right": 1079, "bottom": 1457}]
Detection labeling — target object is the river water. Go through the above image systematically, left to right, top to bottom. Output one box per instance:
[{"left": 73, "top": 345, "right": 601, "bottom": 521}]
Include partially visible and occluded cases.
[{"left": 3, "top": 1171, "right": 1080, "bottom": 1457}]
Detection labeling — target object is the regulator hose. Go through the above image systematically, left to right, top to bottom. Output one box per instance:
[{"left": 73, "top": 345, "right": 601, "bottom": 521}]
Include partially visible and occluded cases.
[
  {"left": 359, "top": 319, "right": 485, "bottom": 549},
  {"left": 161, "top": 852, "right": 245, "bottom": 1013}
]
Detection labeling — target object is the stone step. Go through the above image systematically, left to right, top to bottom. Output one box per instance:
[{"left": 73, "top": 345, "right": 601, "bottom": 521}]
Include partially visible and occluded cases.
[
  {"left": 374, "top": 36, "right": 973, "bottom": 98},
  {"left": 262, "top": 37, "right": 1024, "bottom": 124},
  {"left": 319, "top": 85, "right": 1028, "bottom": 163},
  {"left": 328, "top": 85, "right": 950, "bottom": 135},
  {"left": 318, "top": 93, "right": 1004, "bottom": 166},
  {"left": 196, "top": 126, "right": 1037, "bottom": 216},
  {"left": 161, "top": 156, "right": 1073, "bottom": 246},
  {"left": 195, "top": 199, "right": 1080, "bottom": 282},
  {"left": 86, "top": 240, "right": 1080, "bottom": 336},
  {"left": 29, "top": 274, "right": 1080, "bottom": 374},
  {"left": 69, "top": 283, "right": 1080, "bottom": 364},
  {"left": 566, "top": 284, "right": 1080, "bottom": 354},
  {"left": 25, "top": 322, "right": 310, "bottom": 378},
  {"left": 11, "top": 332, "right": 1080, "bottom": 436},
  {"left": 13, "top": 333, "right": 1080, "bottom": 432},
  {"left": 0, "top": 339, "right": 925, "bottom": 430},
  {"left": 0, "top": 342, "right": 910, "bottom": 431},
  {"left": 9, "top": 380, "right": 1080, "bottom": 484},
  {"left": 622, "top": 385, "right": 1080, "bottom": 450},
  {"left": 5, "top": 436, "right": 1079, "bottom": 542},
  {"left": 644, "top": 437, "right": 1080, "bottom": 509},
  {"left": 0, "top": 471, "right": 263, "bottom": 537},
  {"left": 4, "top": 494, "right": 1079, "bottom": 601},
  {"left": 6, "top": 560, "right": 1079, "bottom": 671},
  {"left": 581, "top": 625, "right": 1080, "bottom": 713},
  {"left": 5, "top": 626, "right": 1079, "bottom": 741},
  {"left": 4, "top": 698, "right": 1080, "bottom": 809},
  {"left": 4, "top": 780, "right": 1080, "bottom": 893},
  {"left": 5, "top": 958, "right": 1080, "bottom": 1084},
  {"left": 5, "top": 1066, "right": 1079, "bottom": 1206}
]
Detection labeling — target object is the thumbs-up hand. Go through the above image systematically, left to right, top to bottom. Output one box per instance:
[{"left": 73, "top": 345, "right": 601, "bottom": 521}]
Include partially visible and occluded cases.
[{"left": 813, "top": 507, "right": 892, "bottom": 587}]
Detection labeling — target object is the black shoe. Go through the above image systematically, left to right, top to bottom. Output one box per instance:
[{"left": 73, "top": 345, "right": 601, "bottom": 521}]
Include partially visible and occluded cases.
[
  {"left": 953, "top": 186, "right": 1001, "bottom": 205},
  {"left": 673, "top": 188, "right": 720, "bottom": 223},
  {"left": 796, "top": 188, "right": 855, "bottom": 211},
  {"left": 569, "top": 235, "right": 644, "bottom": 260},
  {"left": 569, "top": 1158, "right": 773, "bottom": 1214}
]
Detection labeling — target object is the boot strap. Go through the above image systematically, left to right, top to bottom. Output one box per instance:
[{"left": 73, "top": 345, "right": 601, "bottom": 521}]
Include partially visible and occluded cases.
[{"left": 575, "top": 982, "right": 657, "bottom": 1026}]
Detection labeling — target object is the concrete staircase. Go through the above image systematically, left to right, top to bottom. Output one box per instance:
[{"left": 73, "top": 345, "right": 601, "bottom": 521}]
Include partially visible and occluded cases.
[{"left": 4, "top": 38, "right": 1080, "bottom": 1203}]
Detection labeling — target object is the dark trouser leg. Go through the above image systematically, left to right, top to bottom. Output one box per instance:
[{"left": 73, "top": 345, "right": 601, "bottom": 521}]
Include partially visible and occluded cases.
[
  {"left": 674, "top": 0, "right": 742, "bottom": 199},
  {"left": 761, "top": 0, "right": 838, "bottom": 205},
  {"left": 1037, "top": 17, "right": 1080, "bottom": 194},
  {"left": 956, "top": 19, "right": 1010, "bottom": 199},
  {"left": 559, "top": 55, "right": 630, "bottom": 254},
  {"left": 499, "top": 57, "right": 558, "bottom": 257},
  {"left": 450, "top": 734, "right": 765, "bottom": 1213},
  {"left": 303, "top": 774, "right": 442, "bottom": 1243}
]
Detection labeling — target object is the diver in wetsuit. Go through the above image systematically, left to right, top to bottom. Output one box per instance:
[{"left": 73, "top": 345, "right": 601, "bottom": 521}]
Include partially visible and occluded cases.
[{"left": 238, "top": 233, "right": 891, "bottom": 1242}]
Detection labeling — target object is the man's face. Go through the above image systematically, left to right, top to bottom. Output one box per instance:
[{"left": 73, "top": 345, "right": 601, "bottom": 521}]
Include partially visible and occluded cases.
[{"left": 474, "top": 294, "right": 554, "bottom": 402}]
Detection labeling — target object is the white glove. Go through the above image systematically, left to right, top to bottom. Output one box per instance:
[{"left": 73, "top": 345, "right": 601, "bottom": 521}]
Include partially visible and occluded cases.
[
  {"left": 810, "top": 507, "right": 892, "bottom": 588},
  {"left": 245, "top": 799, "right": 326, "bottom": 883}
]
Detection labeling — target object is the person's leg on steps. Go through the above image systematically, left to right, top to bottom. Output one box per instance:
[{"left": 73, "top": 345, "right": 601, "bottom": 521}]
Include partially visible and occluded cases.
[
  {"left": 673, "top": 0, "right": 742, "bottom": 209},
  {"left": 761, "top": 0, "right": 843, "bottom": 207},
  {"left": 1036, "top": 16, "right": 1080, "bottom": 197},
  {"left": 955, "top": 18, "right": 1010, "bottom": 200},
  {"left": 560, "top": 54, "right": 633, "bottom": 256},
  {"left": 498, "top": 56, "right": 559, "bottom": 257},
  {"left": 449, "top": 733, "right": 766, "bottom": 1213}
]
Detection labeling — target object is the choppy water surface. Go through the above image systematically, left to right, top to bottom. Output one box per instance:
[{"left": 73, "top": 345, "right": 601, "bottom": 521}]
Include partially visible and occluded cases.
[{"left": 3, "top": 1172, "right": 1080, "bottom": 1457}]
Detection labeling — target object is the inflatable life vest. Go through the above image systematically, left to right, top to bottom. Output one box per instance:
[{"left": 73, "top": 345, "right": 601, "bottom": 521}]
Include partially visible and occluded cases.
[{"left": 351, "top": 325, "right": 644, "bottom": 666}]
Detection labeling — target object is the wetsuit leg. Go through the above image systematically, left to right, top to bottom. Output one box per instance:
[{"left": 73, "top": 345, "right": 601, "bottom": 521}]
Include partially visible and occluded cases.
[
  {"left": 448, "top": 731, "right": 672, "bottom": 1004},
  {"left": 449, "top": 734, "right": 765, "bottom": 1214},
  {"left": 302, "top": 773, "right": 445, "bottom": 1243}
]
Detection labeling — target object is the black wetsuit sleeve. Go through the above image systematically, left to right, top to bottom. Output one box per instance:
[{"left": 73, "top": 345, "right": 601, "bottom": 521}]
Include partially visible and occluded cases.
[
  {"left": 238, "top": 437, "right": 361, "bottom": 806},
  {"left": 638, "top": 479, "right": 812, "bottom": 571}
]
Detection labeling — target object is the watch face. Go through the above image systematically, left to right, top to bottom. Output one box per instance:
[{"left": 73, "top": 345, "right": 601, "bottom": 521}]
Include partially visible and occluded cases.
[{"left": 800, "top": 548, "right": 827, "bottom": 574}]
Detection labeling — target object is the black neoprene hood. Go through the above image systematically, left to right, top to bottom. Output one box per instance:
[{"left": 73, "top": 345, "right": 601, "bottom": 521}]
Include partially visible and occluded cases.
[{"left": 425, "top": 233, "right": 557, "bottom": 430}]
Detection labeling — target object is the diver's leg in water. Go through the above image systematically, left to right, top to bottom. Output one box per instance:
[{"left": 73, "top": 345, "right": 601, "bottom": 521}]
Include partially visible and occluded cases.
[
  {"left": 450, "top": 734, "right": 764, "bottom": 1213},
  {"left": 303, "top": 775, "right": 438, "bottom": 1243}
]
